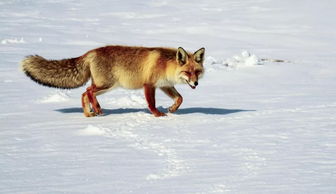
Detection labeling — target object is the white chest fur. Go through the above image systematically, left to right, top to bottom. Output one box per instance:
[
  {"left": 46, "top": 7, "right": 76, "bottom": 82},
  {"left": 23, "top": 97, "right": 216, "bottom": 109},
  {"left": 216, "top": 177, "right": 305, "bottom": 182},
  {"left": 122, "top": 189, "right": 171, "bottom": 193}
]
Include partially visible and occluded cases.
[{"left": 155, "top": 79, "right": 176, "bottom": 88}]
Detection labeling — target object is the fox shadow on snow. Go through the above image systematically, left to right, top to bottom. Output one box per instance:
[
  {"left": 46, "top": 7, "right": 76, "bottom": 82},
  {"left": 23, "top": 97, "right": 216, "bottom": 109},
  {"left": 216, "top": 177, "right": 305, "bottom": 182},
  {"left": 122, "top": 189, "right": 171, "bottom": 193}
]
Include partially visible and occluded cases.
[{"left": 55, "top": 106, "right": 254, "bottom": 116}]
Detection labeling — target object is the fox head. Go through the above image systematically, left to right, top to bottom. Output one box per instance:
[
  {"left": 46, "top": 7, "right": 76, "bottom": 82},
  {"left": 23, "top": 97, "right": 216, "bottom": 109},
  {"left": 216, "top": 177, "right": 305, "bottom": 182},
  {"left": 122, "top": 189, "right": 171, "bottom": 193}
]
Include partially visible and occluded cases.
[{"left": 175, "top": 47, "right": 205, "bottom": 89}]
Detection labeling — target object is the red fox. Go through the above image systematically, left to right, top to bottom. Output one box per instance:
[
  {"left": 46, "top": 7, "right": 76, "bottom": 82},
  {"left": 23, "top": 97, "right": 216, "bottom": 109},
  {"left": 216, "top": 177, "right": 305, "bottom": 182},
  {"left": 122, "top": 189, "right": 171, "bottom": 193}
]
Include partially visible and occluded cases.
[{"left": 21, "top": 45, "right": 205, "bottom": 117}]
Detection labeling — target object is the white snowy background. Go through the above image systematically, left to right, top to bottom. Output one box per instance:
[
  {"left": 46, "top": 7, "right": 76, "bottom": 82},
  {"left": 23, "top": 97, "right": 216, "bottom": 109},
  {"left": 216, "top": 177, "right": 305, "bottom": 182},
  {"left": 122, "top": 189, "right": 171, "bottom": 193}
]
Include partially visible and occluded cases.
[{"left": 1, "top": 0, "right": 336, "bottom": 193}]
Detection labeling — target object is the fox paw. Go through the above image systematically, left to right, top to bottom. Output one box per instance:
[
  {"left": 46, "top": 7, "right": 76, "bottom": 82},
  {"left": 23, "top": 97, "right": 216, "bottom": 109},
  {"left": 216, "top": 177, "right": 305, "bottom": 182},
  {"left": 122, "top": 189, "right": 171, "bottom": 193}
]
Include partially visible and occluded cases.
[
  {"left": 168, "top": 104, "right": 181, "bottom": 113},
  {"left": 92, "top": 105, "right": 103, "bottom": 115},
  {"left": 168, "top": 107, "right": 177, "bottom": 113},
  {"left": 94, "top": 109, "right": 103, "bottom": 115},
  {"left": 84, "top": 111, "right": 97, "bottom": 117},
  {"left": 153, "top": 111, "right": 167, "bottom": 117}
]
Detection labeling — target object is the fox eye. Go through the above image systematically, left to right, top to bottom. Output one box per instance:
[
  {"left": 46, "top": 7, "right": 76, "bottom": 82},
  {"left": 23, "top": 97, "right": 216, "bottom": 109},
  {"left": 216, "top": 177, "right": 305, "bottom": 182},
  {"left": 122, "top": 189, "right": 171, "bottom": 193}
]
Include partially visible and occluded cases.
[
  {"left": 195, "top": 70, "right": 202, "bottom": 75},
  {"left": 183, "top": 71, "right": 191, "bottom": 76}
]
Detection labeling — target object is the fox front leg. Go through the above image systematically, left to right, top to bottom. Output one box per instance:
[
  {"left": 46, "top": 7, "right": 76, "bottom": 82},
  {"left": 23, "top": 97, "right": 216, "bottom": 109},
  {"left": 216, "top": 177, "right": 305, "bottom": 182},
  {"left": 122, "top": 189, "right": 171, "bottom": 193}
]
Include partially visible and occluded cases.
[
  {"left": 144, "top": 84, "right": 167, "bottom": 117},
  {"left": 160, "top": 87, "right": 183, "bottom": 113}
]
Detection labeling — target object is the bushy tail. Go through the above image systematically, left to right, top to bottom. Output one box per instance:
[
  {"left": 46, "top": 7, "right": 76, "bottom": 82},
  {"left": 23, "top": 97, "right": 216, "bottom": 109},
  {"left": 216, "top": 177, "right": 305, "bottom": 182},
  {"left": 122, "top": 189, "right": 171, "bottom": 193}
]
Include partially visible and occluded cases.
[{"left": 21, "top": 55, "right": 90, "bottom": 89}]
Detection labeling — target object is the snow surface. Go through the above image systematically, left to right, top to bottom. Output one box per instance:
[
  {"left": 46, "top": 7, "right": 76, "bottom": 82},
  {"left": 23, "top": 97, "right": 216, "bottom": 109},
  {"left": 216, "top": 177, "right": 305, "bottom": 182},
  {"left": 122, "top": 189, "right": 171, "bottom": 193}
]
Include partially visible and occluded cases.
[{"left": 1, "top": 0, "right": 336, "bottom": 193}]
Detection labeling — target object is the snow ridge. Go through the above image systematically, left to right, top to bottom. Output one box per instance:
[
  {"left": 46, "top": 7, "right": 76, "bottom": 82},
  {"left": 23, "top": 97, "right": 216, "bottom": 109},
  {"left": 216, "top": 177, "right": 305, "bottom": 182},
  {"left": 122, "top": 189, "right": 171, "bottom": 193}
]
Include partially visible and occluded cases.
[{"left": 1, "top": 37, "right": 25, "bottom": 44}]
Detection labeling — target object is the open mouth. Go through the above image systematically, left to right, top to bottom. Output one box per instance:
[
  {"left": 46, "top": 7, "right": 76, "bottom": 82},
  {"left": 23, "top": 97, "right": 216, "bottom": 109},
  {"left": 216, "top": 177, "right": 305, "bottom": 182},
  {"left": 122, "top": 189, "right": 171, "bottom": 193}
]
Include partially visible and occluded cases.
[{"left": 185, "top": 80, "right": 196, "bottom": 89}]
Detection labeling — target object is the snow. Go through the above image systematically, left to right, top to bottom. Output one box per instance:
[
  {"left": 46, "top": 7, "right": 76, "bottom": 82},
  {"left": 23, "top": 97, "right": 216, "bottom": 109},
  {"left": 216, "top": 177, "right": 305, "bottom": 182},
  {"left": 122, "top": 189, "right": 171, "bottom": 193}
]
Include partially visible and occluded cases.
[
  {"left": 1, "top": 0, "right": 336, "bottom": 193},
  {"left": 1, "top": 37, "right": 25, "bottom": 44},
  {"left": 224, "top": 50, "right": 261, "bottom": 67},
  {"left": 204, "top": 51, "right": 262, "bottom": 69},
  {"left": 38, "top": 90, "right": 70, "bottom": 103},
  {"left": 78, "top": 125, "right": 106, "bottom": 136}
]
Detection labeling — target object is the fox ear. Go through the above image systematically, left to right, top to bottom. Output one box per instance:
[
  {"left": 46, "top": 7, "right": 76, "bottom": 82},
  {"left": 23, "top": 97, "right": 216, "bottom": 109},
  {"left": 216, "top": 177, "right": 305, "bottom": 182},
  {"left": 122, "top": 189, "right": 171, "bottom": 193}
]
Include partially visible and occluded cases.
[
  {"left": 176, "top": 47, "right": 188, "bottom": 65},
  {"left": 194, "top": 47, "right": 205, "bottom": 63}
]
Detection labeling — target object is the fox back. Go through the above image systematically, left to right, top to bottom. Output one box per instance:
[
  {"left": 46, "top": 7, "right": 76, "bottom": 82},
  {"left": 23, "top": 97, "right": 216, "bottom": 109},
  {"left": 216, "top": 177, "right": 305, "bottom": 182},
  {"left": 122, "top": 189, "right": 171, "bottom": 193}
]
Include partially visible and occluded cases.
[{"left": 79, "top": 46, "right": 204, "bottom": 90}]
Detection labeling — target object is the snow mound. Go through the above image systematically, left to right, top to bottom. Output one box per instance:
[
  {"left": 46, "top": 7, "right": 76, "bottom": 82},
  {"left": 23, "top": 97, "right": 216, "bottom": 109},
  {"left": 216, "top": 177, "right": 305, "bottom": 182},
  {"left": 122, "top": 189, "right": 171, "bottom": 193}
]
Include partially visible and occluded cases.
[
  {"left": 1, "top": 37, "right": 25, "bottom": 44},
  {"left": 204, "top": 51, "right": 262, "bottom": 70},
  {"left": 225, "top": 51, "right": 262, "bottom": 67},
  {"left": 204, "top": 56, "right": 219, "bottom": 66},
  {"left": 38, "top": 91, "right": 70, "bottom": 103},
  {"left": 78, "top": 125, "right": 106, "bottom": 136}
]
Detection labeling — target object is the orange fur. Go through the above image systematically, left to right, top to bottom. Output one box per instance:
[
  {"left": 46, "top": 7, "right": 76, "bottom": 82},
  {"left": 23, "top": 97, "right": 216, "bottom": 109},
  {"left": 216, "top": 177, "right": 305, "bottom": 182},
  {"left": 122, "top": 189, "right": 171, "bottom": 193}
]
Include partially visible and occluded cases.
[{"left": 21, "top": 45, "right": 205, "bottom": 117}]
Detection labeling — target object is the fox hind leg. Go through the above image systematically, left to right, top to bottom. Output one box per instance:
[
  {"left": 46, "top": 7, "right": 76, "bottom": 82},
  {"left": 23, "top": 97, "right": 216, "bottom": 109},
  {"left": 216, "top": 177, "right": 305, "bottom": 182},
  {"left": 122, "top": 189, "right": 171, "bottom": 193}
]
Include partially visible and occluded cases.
[
  {"left": 81, "top": 84, "right": 111, "bottom": 117},
  {"left": 86, "top": 84, "right": 103, "bottom": 115},
  {"left": 160, "top": 86, "right": 183, "bottom": 113},
  {"left": 82, "top": 91, "right": 97, "bottom": 117}
]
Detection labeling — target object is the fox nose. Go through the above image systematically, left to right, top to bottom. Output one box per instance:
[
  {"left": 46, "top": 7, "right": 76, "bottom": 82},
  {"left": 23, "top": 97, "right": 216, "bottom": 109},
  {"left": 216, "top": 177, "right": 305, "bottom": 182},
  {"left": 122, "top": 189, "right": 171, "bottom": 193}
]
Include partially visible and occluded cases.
[{"left": 194, "top": 81, "right": 198, "bottom": 86}]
